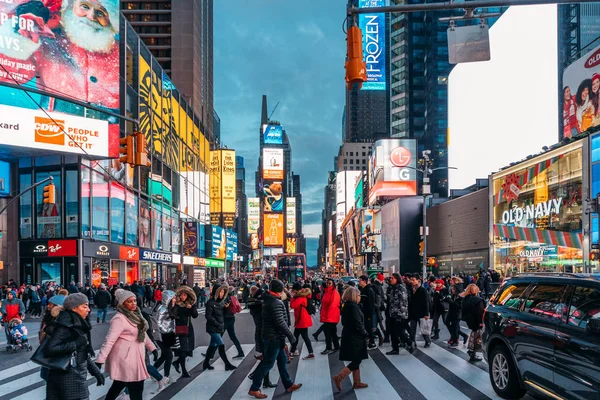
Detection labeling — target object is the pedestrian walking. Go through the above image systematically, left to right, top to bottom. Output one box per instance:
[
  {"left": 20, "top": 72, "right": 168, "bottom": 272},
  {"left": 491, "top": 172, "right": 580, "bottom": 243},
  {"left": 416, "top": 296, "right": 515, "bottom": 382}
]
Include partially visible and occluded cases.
[
  {"left": 385, "top": 273, "right": 413, "bottom": 354},
  {"left": 408, "top": 274, "right": 432, "bottom": 348},
  {"left": 358, "top": 275, "right": 378, "bottom": 349},
  {"left": 319, "top": 278, "right": 341, "bottom": 354},
  {"left": 431, "top": 279, "right": 448, "bottom": 340},
  {"left": 248, "top": 280, "right": 302, "bottom": 399},
  {"left": 193, "top": 283, "right": 203, "bottom": 308},
  {"left": 289, "top": 283, "right": 315, "bottom": 359},
  {"left": 94, "top": 284, "right": 112, "bottom": 323},
  {"left": 153, "top": 284, "right": 163, "bottom": 312},
  {"left": 203, "top": 284, "right": 237, "bottom": 371},
  {"left": 461, "top": 284, "right": 486, "bottom": 361},
  {"left": 30, "top": 285, "right": 42, "bottom": 318},
  {"left": 169, "top": 285, "right": 199, "bottom": 377},
  {"left": 247, "top": 285, "right": 277, "bottom": 388},
  {"left": 223, "top": 286, "right": 245, "bottom": 359},
  {"left": 332, "top": 287, "right": 369, "bottom": 392},
  {"left": 1, "top": 290, "right": 25, "bottom": 341},
  {"left": 96, "top": 290, "right": 156, "bottom": 400},
  {"left": 154, "top": 290, "right": 176, "bottom": 383},
  {"left": 44, "top": 293, "right": 105, "bottom": 400},
  {"left": 38, "top": 294, "right": 65, "bottom": 381}
]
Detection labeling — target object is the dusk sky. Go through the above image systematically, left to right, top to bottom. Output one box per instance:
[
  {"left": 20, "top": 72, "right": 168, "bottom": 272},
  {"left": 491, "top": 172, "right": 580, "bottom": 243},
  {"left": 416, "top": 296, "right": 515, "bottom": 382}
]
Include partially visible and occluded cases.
[{"left": 214, "top": 0, "right": 348, "bottom": 265}]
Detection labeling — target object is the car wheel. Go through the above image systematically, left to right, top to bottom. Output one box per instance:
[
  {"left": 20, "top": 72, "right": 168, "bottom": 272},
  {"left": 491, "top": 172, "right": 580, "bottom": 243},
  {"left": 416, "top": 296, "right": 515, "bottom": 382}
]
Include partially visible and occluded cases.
[{"left": 489, "top": 345, "right": 526, "bottom": 399}]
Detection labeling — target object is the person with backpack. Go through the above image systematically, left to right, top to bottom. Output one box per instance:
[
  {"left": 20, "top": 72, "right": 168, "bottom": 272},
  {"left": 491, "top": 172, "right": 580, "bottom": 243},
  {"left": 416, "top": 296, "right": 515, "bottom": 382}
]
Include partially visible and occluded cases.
[
  {"left": 289, "top": 282, "right": 315, "bottom": 359},
  {"left": 222, "top": 286, "right": 245, "bottom": 359}
]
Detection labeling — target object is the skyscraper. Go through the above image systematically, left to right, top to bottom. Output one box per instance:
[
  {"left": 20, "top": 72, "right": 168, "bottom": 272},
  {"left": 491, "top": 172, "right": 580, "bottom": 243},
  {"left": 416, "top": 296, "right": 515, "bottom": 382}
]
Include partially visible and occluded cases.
[
  {"left": 121, "top": 0, "right": 214, "bottom": 139},
  {"left": 235, "top": 156, "right": 249, "bottom": 264}
]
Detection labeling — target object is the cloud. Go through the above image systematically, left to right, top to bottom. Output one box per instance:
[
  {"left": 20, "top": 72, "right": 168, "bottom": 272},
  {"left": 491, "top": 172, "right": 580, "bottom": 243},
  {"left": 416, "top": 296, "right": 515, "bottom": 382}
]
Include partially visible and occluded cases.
[{"left": 297, "top": 22, "right": 325, "bottom": 41}]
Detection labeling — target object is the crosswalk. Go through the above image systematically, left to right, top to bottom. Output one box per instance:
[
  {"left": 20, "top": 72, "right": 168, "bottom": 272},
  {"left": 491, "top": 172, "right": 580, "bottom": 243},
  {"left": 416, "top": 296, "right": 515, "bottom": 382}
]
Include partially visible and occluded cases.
[{"left": 0, "top": 336, "right": 532, "bottom": 400}]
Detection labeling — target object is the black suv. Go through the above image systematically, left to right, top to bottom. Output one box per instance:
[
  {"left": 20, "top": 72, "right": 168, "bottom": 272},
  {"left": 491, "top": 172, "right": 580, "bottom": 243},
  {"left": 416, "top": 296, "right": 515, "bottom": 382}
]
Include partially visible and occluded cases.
[{"left": 482, "top": 273, "right": 600, "bottom": 400}]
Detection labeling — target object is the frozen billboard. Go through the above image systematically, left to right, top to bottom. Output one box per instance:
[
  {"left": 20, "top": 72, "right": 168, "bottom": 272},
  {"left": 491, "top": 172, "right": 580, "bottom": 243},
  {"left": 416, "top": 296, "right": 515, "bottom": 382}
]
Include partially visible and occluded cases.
[
  {"left": 0, "top": 0, "right": 120, "bottom": 156},
  {"left": 359, "top": 0, "right": 386, "bottom": 91},
  {"left": 562, "top": 44, "right": 600, "bottom": 139}
]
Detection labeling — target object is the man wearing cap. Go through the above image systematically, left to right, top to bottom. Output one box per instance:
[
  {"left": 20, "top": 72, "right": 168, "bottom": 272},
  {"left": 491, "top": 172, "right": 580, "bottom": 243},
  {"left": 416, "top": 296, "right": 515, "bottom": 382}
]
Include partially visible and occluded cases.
[
  {"left": 248, "top": 279, "right": 302, "bottom": 399},
  {"left": 94, "top": 284, "right": 112, "bottom": 324},
  {"left": 1, "top": 290, "right": 25, "bottom": 341}
]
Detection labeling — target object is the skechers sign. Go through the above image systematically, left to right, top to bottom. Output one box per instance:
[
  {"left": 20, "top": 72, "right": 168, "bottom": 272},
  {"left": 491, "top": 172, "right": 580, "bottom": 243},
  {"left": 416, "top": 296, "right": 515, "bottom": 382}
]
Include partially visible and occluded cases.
[
  {"left": 359, "top": 0, "right": 386, "bottom": 91},
  {"left": 263, "top": 124, "right": 283, "bottom": 145},
  {"left": 140, "top": 250, "right": 173, "bottom": 262}
]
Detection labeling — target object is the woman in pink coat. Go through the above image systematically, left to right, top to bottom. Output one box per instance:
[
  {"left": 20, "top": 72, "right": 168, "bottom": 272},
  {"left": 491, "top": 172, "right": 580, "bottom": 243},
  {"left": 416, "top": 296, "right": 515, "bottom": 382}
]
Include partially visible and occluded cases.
[{"left": 96, "top": 290, "right": 157, "bottom": 400}]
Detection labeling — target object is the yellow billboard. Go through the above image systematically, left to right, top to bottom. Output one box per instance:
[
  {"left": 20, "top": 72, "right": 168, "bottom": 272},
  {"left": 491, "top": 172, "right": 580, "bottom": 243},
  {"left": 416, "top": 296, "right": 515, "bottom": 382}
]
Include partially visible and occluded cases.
[
  {"left": 221, "top": 149, "right": 236, "bottom": 215},
  {"left": 209, "top": 150, "right": 236, "bottom": 227},
  {"left": 209, "top": 151, "right": 222, "bottom": 225},
  {"left": 286, "top": 237, "right": 297, "bottom": 253}
]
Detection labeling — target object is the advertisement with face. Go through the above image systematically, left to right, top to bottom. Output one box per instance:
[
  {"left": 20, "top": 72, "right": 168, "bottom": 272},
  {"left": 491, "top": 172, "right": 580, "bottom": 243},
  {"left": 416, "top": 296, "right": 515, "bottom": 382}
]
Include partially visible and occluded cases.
[
  {"left": 0, "top": 0, "right": 120, "bottom": 156},
  {"left": 358, "top": 0, "right": 386, "bottom": 91},
  {"left": 562, "top": 44, "right": 600, "bottom": 139},
  {"left": 263, "top": 124, "right": 283, "bottom": 145},
  {"left": 369, "top": 139, "right": 417, "bottom": 204},
  {"left": 263, "top": 148, "right": 284, "bottom": 180},
  {"left": 263, "top": 182, "right": 284, "bottom": 212},
  {"left": 360, "top": 209, "right": 381, "bottom": 254},
  {"left": 263, "top": 213, "right": 284, "bottom": 247},
  {"left": 211, "top": 225, "right": 226, "bottom": 260},
  {"left": 250, "top": 233, "right": 259, "bottom": 250}
]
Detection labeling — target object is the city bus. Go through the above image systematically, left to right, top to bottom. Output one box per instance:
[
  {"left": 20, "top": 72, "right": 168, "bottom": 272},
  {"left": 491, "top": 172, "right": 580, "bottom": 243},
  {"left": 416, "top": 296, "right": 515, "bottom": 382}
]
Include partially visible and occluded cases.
[{"left": 276, "top": 253, "right": 306, "bottom": 284}]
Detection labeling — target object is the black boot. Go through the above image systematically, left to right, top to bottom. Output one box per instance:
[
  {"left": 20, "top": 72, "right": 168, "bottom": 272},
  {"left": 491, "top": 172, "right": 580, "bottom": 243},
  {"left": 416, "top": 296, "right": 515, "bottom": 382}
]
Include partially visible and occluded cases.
[
  {"left": 218, "top": 344, "right": 237, "bottom": 371},
  {"left": 203, "top": 346, "right": 216, "bottom": 371},
  {"left": 180, "top": 356, "right": 191, "bottom": 378},
  {"left": 173, "top": 357, "right": 181, "bottom": 373},
  {"left": 263, "top": 372, "right": 277, "bottom": 388}
]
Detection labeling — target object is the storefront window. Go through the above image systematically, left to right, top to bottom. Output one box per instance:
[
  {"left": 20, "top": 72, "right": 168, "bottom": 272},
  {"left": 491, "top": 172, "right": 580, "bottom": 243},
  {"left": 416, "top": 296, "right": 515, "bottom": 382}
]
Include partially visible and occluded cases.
[
  {"left": 492, "top": 147, "right": 583, "bottom": 274},
  {"left": 81, "top": 166, "right": 91, "bottom": 238},
  {"left": 65, "top": 169, "right": 79, "bottom": 237},
  {"left": 92, "top": 170, "right": 109, "bottom": 241},
  {"left": 36, "top": 171, "right": 61, "bottom": 238},
  {"left": 19, "top": 173, "right": 32, "bottom": 239},
  {"left": 111, "top": 182, "right": 125, "bottom": 243},
  {"left": 126, "top": 191, "right": 138, "bottom": 246},
  {"left": 139, "top": 198, "right": 151, "bottom": 248},
  {"left": 152, "top": 205, "right": 162, "bottom": 250},
  {"left": 162, "top": 207, "right": 171, "bottom": 251},
  {"left": 91, "top": 259, "right": 109, "bottom": 287},
  {"left": 40, "top": 261, "right": 61, "bottom": 285},
  {"left": 140, "top": 261, "right": 153, "bottom": 281}
]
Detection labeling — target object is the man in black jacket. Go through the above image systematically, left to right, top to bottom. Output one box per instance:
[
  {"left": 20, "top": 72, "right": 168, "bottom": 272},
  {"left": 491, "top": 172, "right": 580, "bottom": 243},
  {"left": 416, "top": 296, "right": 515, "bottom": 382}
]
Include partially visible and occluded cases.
[
  {"left": 408, "top": 274, "right": 431, "bottom": 347},
  {"left": 358, "top": 275, "right": 377, "bottom": 349},
  {"left": 248, "top": 280, "right": 302, "bottom": 399},
  {"left": 93, "top": 284, "right": 111, "bottom": 323}
]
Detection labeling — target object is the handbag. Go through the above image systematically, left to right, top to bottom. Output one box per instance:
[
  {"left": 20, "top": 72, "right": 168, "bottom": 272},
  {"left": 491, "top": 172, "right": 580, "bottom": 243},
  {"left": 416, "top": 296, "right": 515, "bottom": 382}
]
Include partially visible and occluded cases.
[
  {"left": 175, "top": 317, "right": 190, "bottom": 335},
  {"left": 420, "top": 318, "right": 433, "bottom": 336},
  {"left": 31, "top": 339, "right": 74, "bottom": 371}
]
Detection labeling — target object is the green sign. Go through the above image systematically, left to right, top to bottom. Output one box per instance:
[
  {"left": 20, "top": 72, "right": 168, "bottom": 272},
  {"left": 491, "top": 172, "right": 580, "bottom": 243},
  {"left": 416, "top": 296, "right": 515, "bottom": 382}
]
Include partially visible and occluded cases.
[{"left": 206, "top": 258, "right": 225, "bottom": 268}]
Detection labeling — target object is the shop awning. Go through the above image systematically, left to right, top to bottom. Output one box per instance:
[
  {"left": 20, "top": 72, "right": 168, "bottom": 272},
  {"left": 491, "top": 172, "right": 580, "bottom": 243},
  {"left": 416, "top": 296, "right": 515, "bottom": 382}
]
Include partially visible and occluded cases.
[{"left": 494, "top": 224, "right": 582, "bottom": 249}]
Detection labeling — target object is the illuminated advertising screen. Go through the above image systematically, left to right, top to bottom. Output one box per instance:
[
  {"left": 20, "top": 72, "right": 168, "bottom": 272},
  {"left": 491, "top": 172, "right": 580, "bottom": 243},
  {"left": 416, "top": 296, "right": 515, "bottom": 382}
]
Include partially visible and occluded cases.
[
  {"left": 0, "top": 0, "right": 120, "bottom": 155},
  {"left": 358, "top": 0, "right": 386, "bottom": 91},
  {"left": 562, "top": 44, "right": 600, "bottom": 139},
  {"left": 263, "top": 124, "right": 283, "bottom": 145},
  {"left": 369, "top": 139, "right": 417, "bottom": 204},
  {"left": 263, "top": 148, "right": 284, "bottom": 180},
  {"left": 220, "top": 150, "right": 236, "bottom": 228},
  {"left": 209, "top": 151, "right": 222, "bottom": 224},
  {"left": 263, "top": 182, "right": 284, "bottom": 212},
  {"left": 248, "top": 197, "right": 260, "bottom": 233},
  {"left": 286, "top": 197, "right": 296, "bottom": 234},
  {"left": 359, "top": 209, "right": 381, "bottom": 254},
  {"left": 263, "top": 213, "right": 284, "bottom": 247},
  {"left": 211, "top": 225, "right": 226, "bottom": 260},
  {"left": 226, "top": 230, "right": 238, "bottom": 261},
  {"left": 250, "top": 233, "right": 259, "bottom": 250},
  {"left": 286, "top": 237, "right": 297, "bottom": 253}
]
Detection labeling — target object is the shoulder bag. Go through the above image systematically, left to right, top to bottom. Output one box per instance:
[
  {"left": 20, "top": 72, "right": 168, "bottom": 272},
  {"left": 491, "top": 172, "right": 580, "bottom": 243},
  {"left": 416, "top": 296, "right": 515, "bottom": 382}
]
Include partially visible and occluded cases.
[{"left": 31, "top": 339, "right": 74, "bottom": 371}]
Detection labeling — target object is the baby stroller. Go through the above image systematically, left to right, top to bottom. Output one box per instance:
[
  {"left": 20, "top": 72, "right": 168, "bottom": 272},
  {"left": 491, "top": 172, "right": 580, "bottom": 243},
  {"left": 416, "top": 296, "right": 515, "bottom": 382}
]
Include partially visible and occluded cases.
[{"left": 6, "top": 318, "right": 33, "bottom": 353}]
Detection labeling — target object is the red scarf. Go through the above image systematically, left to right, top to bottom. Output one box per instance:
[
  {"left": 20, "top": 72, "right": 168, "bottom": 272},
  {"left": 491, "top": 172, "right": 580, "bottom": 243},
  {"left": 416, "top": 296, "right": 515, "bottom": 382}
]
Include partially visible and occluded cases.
[{"left": 269, "top": 291, "right": 281, "bottom": 298}]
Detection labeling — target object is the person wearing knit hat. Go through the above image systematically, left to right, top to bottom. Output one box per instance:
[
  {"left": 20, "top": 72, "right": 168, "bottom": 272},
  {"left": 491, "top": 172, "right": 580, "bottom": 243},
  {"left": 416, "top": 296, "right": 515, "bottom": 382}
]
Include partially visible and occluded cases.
[
  {"left": 269, "top": 279, "right": 284, "bottom": 293},
  {"left": 115, "top": 289, "right": 136, "bottom": 306},
  {"left": 63, "top": 293, "right": 89, "bottom": 311},
  {"left": 48, "top": 294, "right": 66, "bottom": 307}
]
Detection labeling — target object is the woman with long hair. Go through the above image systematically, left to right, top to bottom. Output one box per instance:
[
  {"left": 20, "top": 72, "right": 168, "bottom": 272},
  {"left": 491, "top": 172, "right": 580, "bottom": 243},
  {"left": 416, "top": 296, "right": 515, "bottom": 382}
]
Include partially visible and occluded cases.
[
  {"left": 576, "top": 79, "right": 595, "bottom": 132},
  {"left": 319, "top": 278, "right": 341, "bottom": 354},
  {"left": 289, "top": 282, "right": 314, "bottom": 359},
  {"left": 460, "top": 284, "right": 486, "bottom": 362},
  {"left": 169, "top": 285, "right": 199, "bottom": 377},
  {"left": 332, "top": 287, "right": 369, "bottom": 392},
  {"left": 96, "top": 290, "right": 157, "bottom": 400}
]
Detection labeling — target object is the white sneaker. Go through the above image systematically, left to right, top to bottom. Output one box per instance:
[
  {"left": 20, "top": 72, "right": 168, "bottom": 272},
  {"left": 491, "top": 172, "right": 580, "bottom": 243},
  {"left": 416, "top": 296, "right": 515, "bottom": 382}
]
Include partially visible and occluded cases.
[
  {"left": 157, "top": 377, "right": 167, "bottom": 391},
  {"left": 115, "top": 393, "right": 130, "bottom": 400}
]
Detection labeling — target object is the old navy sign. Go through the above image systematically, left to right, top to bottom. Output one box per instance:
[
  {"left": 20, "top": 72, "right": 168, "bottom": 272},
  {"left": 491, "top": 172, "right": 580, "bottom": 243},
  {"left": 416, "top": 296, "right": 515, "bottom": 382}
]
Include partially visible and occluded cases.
[
  {"left": 359, "top": 0, "right": 386, "bottom": 91},
  {"left": 501, "top": 198, "right": 563, "bottom": 224},
  {"left": 140, "top": 249, "right": 172, "bottom": 263}
]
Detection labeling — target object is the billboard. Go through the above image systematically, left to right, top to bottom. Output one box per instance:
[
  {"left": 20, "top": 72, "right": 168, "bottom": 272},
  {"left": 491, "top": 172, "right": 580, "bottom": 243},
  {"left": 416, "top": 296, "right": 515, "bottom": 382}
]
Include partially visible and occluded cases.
[
  {"left": 0, "top": 0, "right": 120, "bottom": 154},
  {"left": 358, "top": 0, "right": 386, "bottom": 91},
  {"left": 562, "top": 44, "right": 600, "bottom": 139},
  {"left": 0, "top": 104, "right": 109, "bottom": 157},
  {"left": 263, "top": 124, "right": 283, "bottom": 145},
  {"left": 369, "top": 139, "right": 417, "bottom": 204},
  {"left": 263, "top": 148, "right": 284, "bottom": 180},
  {"left": 220, "top": 150, "right": 236, "bottom": 228},
  {"left": 209, "top": 151, "right": 222, "bottom": 225},
  {"left": 336, "top": 171, "right": 361, "bottom": 234},
  {"left": 263, "top": 182, "right": 284, "bottom": 212},
  {"left": 248, "top": 197, "right": 260, "bottom": 233},
  {"left": 286, "top": 197, "right": 296, "bottom": 234},
  {"left": 360, "top": 209, "right": 381, "bottom": 254},
  {"left": 263, "top": 213, "right": 284, "bottom": 247},
  {"left": 211, "top": 225, "right": 226, "bottom": 259},
  {"left": 226, "top": 230, "right": 238, "bottom": 261},
  {"left": 250, "top": 233, "right": 259, "bottom": 250},
  {"left": 286, "top": 237, "right": 297, "bottom": 253}
]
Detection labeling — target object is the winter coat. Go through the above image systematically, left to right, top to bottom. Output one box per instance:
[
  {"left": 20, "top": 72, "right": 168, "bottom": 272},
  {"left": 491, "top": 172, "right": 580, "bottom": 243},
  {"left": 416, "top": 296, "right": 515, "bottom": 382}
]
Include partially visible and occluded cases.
[
  {"left": 387, "top": 283, "right": 409, "bottom": 320},
  {"left": 359, "top": 284, "right": 377, "bottom": 318},
  {"left": 67, "top": 285, "right": 79, "bottom": 295},
  {"left": 144, "top": 285, "right": 154, "bottom": 301},
  {"left": 169, "top": 285, "right": 198, "bottom": 356},
  {"left": 193, "top": 285, "right": 203, "bottom": 299},
  {"left": 205, "top": 285, "right": 229, "bottom": 334},
  {"left": 320, "top": 285, "right": 341, "bottom": 324},
  {"left": 408, "top": 285, "right": 430, "bottom": 320},
  {"left": 432, "top": 286, "right": 449, "bottom": 313},
  {"left": 248, "top": 287, "right": 265, "bottom": 317},
  {"left": 224, "top": 288, "right": 237, "bottom": 321},
  {"left": 290, "top": 288, "right": 313, "bottom": 329},
  {"left": 94, "top": 289, "right": 112, "bottom": 309},
  {"left": 154, "top": 289, "right": 163, "bottom": 302},
  {"left": 156, "top": 290, "right": 176, "bottom": 347},
  {"left": 262, "top": 292, "right": 295, "bottom": 343},
  {"left": 445, "top": 292, "right": 463, "bottom": 321},
  {"left": 461, "top": 294, "right": 486, "bottom": 331},
  {"left": 0, "top": 297, "right": 25, "bottom": 322},
  {"left": 339, "top": 302, "right": 369, "bottom": 362},
  {"left": 39, "top": 305, "right": 63, "bottom": 343},
  {"left": 45, "top": 310, "right": 101, "bottom": 400},
  {"left": 96, "top": 312, "right": 156, "bottom": 382}
]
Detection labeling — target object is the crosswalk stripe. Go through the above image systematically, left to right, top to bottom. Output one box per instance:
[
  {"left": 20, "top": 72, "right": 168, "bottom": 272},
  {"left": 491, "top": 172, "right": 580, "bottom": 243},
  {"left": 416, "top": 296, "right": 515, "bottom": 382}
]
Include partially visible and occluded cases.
[
  {"left": 293, "top": 340, "right": 332, "bottom": 399},
  {"left": 350, "top": 356, "right": 401, "bottom": 400}
]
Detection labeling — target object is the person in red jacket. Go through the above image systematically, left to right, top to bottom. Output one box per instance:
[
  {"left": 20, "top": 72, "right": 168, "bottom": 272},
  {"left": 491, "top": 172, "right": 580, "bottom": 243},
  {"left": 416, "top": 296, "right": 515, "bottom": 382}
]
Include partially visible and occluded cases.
[
  {"left": 320, "top": 279, "right": 341, "bottom": 355},
  {"left": 289, "top": 283, "right": 314, "bottom": 359},
  {"left": 1, "top": 290, "right": 26, "bottom": 341}
]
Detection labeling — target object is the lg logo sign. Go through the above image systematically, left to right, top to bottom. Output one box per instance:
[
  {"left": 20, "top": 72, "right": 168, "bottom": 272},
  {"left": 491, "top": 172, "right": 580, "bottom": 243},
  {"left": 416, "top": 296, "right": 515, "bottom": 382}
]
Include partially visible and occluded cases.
[{"left": 390, "top": 146, "right": 411, "bottom": 167}]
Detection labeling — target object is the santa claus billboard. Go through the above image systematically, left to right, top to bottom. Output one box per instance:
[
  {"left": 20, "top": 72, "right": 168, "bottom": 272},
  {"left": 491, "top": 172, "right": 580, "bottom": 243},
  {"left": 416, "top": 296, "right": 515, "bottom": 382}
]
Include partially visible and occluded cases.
[{"left": 0, "top": 0, "right": 120, "bottom": 157}]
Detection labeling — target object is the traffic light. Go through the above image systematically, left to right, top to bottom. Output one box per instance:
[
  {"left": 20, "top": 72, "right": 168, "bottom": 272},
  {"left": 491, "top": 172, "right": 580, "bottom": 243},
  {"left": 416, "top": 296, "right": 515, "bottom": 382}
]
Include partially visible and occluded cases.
[
  {"left": 345, "top": 25, "right": 367, "bottom": 89},
  {"left": 134, "top": 131, "right": 151, "bottom": 167},
  {"left": 119, "top": 134, "right": 134, "bottom": 164},
  {"left": 43, "top": 183, "right": 55, "bottom": 204},
  {"left": 419, "top": 241, "right": 424, "bottom": 256}
]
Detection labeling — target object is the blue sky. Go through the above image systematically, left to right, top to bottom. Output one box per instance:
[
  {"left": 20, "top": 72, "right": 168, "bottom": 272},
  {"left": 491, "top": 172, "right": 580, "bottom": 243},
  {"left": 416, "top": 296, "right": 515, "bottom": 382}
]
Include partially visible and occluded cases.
[{"left": 214, "top": 0, "right": 348, "bottom": 265}]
